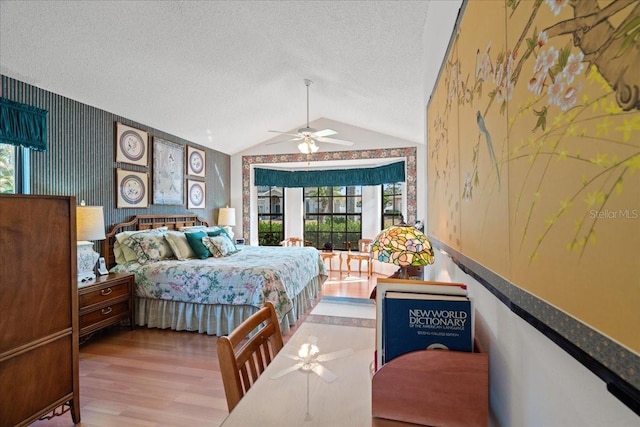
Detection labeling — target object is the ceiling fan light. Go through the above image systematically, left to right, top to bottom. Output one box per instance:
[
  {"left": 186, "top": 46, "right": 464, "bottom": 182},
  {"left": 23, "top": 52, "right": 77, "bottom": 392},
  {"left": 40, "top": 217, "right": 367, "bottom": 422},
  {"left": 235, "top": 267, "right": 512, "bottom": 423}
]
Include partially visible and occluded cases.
[
  {"left": 298, "top": 138, "right": 319, "bottom": 154},
  {"left": 298, "top": 141, "right": 310, "bottom": 154}
]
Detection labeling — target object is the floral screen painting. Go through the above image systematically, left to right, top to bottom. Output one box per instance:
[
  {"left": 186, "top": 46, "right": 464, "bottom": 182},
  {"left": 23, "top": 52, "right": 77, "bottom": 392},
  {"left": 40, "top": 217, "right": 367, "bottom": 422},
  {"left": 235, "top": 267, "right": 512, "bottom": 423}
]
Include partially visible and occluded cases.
[
  {"left": 427, "top": 0, "right": 639, "bottom": 353},
  {"left": 427, "top": 55, "right": 461, "bottom": 250},
  {"left": 153, "top": 138, "right": 184, "bottom": 205}
]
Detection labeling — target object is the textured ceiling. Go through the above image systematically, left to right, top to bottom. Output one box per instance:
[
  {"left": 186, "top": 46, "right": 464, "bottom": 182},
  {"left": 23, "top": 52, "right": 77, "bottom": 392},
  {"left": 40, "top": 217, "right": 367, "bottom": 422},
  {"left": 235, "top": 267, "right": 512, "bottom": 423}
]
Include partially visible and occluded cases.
[{"left": 0, "top": 0, "right": 462, "bottom": 155}]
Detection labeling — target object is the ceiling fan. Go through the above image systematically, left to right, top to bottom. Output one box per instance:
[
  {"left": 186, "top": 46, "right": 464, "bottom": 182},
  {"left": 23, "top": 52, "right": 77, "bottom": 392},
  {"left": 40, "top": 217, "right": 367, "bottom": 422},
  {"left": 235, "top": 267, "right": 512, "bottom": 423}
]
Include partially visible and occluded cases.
[
  {"left": 267, "top": 79, "right": 355, "bottom": 154},
  {"left": 269, "top": 335, "right": 354, "bottom": 382},
  {"left": 270, "top": 335, "right": 354, "bottom": 421}
]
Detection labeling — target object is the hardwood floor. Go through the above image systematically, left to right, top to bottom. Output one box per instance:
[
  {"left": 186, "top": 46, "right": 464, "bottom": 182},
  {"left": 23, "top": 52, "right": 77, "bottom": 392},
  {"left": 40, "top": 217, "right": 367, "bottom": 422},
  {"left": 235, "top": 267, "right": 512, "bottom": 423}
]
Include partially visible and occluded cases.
[{"left": 29, "top": 272, "right": 381, "bottom": 427}]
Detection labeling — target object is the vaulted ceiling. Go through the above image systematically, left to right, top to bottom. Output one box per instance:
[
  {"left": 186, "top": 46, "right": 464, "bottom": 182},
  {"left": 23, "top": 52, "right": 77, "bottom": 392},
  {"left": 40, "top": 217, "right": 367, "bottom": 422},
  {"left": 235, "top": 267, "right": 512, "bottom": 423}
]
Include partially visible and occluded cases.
[{"left": 0, "top": 1, "right": 462, "bottom": 155}]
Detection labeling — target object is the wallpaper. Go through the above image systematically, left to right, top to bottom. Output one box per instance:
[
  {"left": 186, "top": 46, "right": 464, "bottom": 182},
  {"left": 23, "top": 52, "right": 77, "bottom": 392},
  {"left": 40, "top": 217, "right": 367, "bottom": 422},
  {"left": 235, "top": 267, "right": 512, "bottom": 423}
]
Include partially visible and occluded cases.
[
  {"left": 427, "top": 0, "right": 639, "bottom": 353},
  {"left": 1, "top": 75, "right": 230, "bottom": 232}
]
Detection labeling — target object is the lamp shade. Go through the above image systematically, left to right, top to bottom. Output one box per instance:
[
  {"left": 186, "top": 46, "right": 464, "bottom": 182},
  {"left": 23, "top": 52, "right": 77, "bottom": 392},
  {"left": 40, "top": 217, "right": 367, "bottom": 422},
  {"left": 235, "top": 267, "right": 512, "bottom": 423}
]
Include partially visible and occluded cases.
[
  {"left": 77, "top": 205, "right": 106, "bottom": 241},
  {"left": 218, "top": 207, "right": 236, "bottom": 227},
  {"left": 372, "top": 225, "right": 435, "bottom": 267}
]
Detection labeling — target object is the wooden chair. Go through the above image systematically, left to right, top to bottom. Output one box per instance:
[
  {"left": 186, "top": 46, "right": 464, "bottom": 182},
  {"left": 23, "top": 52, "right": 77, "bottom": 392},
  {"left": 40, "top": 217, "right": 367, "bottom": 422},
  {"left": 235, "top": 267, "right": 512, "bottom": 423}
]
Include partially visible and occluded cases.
[
  {"left": 280, "top": 237, "right": 304, "bottom": 246},
  {"left": 280, "top": 237, "right": 313, "bottom": 247},
  {"left": 345, "top": 239, "right": 373, "bottom": 277},
  {"left": 320, "top": 250, "right": 340, "bottom": 271},
  {"left": 217, "top": 301, "right": 284, "bottom": 412}
]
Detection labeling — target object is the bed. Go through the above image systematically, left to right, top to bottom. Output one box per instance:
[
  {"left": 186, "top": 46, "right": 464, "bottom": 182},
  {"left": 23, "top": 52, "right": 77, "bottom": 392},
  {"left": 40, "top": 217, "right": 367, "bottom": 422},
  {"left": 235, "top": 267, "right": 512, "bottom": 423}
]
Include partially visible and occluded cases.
[{"left": 103, "top": 214, "right": 327, "bottom": 335}]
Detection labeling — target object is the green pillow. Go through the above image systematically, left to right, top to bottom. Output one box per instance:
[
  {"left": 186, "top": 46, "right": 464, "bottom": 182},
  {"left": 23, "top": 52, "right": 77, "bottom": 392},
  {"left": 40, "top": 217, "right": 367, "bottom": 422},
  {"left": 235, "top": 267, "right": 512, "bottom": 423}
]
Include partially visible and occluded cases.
[
  {"left": 207, "top": 228, "right": 229, "bottom": 238},
  {"left": 185, "top": 231, "right": 210, "bottom": 259}
]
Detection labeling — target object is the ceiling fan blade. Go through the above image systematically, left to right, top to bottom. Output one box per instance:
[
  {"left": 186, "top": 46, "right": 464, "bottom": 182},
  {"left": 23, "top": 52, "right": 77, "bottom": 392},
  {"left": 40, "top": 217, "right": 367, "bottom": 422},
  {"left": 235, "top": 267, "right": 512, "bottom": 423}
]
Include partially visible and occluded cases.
[
  {"left": 313, "top": 129, "right": 337, "bottom": 137},
  {"left": 268, "top": 130, "right": 302, "bottom": 138},
  {"left": 316, "top": 136, "right": 355, "bottom": 146},
  {"left": 265, "top": 137, "right": 303, "bottom": 146},
  {"left": 316, "top": 348, "right": 354, "bottom": 362},
  {"left": 281, "top": 352, "right": 301, "bottom": 360},
  {"left": 270, "top": 363, "right": 303, "bottom": 379},
  {"left": 312, "top": 364, "right": 337, "bottom": 383}
]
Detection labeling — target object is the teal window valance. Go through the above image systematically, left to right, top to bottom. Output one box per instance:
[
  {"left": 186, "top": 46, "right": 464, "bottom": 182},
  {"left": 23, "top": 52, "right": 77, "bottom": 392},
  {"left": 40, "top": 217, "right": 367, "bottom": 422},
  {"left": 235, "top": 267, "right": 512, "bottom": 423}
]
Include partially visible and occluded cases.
[
  {"left": 0, "top": 98, "right": 48, "bottom": 151},
  {"left": 254, "top": 161, "right": 405, "bottom": 187}
]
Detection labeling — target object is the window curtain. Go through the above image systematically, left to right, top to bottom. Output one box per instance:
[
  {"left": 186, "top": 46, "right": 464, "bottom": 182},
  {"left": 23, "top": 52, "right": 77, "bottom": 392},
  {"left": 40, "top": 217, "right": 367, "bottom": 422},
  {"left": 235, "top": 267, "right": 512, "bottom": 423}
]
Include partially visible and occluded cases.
[
  {"left": 0, "top": 98, "right": 48, "bottom": 151},
  {"left": 254, "top": 161, "right": 405, "bottom": 187}
]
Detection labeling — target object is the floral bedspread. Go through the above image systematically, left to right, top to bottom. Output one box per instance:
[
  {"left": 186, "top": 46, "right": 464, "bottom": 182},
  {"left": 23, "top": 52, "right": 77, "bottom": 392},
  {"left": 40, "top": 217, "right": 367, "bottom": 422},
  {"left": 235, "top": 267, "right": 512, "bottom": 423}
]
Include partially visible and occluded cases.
[{"left": 110, "top": 246, "right": 327, "bottom": 320}]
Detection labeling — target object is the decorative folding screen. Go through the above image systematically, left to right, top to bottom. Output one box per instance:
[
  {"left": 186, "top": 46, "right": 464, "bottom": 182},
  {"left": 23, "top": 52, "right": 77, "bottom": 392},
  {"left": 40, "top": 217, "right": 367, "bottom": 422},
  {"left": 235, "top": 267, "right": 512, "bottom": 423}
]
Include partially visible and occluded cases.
[{"left": 427, "top": 0, "right": 640, "bottom": 354}]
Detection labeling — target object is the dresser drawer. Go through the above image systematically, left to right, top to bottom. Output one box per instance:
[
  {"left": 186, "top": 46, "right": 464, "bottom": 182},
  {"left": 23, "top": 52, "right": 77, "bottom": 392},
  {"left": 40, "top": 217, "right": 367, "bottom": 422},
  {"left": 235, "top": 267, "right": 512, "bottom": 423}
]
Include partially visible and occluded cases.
[
  {"left": 78, "top": 273, "right": 135, "bottom": 341},
  {"left": 79, "top": 281, "right": 130, "bottom": 308},
  {"left": 80, "top": 300, "right": 130, "bottom": 330}
]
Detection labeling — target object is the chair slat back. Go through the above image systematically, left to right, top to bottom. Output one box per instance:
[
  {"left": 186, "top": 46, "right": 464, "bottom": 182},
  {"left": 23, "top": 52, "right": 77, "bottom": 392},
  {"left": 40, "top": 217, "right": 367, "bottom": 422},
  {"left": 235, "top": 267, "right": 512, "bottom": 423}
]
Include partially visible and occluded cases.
[
  {"left": 346, "top": 239, "right": 374, "bottom": 277},
  {"left": 358, "top": 239, "right": 373, "bottom": 253},
  {"left": 217, "top": 302, "right": 284, "bottom": 412}
]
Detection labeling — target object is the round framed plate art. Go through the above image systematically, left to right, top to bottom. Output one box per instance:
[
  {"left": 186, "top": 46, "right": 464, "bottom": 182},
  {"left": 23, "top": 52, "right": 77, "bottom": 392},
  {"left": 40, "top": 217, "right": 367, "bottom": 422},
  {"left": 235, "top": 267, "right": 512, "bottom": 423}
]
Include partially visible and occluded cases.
[
  {"left": 116, "top": 122, "right": 148, "bottom": 167},
  {"left": 187, "top": 146, "right": 206, "bottom": 177},
  {"left": 116, "top": 168, "right": 149, "bottom": 208},
  {"left": 187, "top": 180, "right": 206, "bottom": 209}
]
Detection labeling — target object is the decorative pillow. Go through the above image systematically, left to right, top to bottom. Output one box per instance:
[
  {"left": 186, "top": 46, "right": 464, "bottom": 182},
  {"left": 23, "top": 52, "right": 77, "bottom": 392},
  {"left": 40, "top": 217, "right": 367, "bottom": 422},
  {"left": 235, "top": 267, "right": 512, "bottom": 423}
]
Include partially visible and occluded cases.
[
  {"left": 179, "top": 225, "right": 223, "bottom": 234},
  {"left": 115, "top": 226, "right": 168, "bottom": 263},
  {"left": 122, "top": 228, "right": 174, "bottom": 263},
  {"left": 206, "top": 228, "right": 232, "bottom": 239},
  {"left": 164, "top": 231, "right": 196, "bottom": 261},
  {"left": 184, "top": 231, "right": 210, "bottom": 259},
  {"left": 115, "top": 233, "right": 141, "bottom": 263},
  {"left": 203, "top": 235, "right": 239, "bottom": 258},
  {"left": 113, "top": 241, "right": 127, "bottom": 264}
]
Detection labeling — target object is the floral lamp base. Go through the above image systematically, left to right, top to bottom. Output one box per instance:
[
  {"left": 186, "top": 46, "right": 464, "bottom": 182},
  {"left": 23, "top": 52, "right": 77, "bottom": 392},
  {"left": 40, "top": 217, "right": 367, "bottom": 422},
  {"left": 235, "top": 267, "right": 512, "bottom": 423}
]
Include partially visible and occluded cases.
[
  {"left": 222, "top": 226, "right": 234, "bottom": 240},
  {"left": 77, "top": 241, "right": 99, "bottom": 283}
]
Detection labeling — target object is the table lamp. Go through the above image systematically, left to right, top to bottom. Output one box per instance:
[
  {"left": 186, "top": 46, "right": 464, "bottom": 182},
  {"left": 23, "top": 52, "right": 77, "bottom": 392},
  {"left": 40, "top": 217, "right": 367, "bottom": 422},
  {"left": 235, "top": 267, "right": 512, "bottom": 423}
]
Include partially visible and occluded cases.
[
  {"left": 77, "top": 202, "right": 106, "bottom": 283},
  {"left": 218, "top": 206, "right": 236, "bottom": 239},
  {"left": 371, "top": 224, "right": 435, "bottom": 279}
]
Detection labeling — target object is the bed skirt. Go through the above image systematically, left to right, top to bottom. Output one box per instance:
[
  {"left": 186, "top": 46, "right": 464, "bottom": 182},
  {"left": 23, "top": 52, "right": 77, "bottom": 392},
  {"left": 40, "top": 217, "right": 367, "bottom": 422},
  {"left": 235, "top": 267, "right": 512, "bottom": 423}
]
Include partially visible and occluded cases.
[{"left": 135, "top": 275, "right": 324, "bottom": 336}]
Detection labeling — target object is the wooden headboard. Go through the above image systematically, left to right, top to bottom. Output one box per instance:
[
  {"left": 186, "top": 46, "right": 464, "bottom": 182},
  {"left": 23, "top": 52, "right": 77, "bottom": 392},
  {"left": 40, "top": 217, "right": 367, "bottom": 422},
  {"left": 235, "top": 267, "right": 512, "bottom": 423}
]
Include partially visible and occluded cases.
[{"left": 103, "top": 214, "right": 210, "bottom": 268}]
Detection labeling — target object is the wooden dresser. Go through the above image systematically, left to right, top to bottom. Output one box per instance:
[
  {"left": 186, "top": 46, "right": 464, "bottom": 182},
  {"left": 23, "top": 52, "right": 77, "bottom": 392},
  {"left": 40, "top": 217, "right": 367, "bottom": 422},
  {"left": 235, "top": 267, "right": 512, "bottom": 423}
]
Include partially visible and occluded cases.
[
  {"left": 0, "top": 195, "right": 80, "bottom": 426},
  {"left": 79, "top": 272, "right": 135, "bottom": 341}
]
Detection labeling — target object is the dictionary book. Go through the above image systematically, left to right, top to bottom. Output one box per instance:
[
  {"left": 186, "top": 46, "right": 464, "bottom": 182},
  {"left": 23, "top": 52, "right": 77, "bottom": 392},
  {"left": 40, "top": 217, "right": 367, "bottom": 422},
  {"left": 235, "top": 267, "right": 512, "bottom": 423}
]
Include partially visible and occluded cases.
[
  {"left": 374, "top": 279, "right": 470, "bottom": 370},
  {"left": 382, "top": 291, "right": 474, "bottom": 364}
]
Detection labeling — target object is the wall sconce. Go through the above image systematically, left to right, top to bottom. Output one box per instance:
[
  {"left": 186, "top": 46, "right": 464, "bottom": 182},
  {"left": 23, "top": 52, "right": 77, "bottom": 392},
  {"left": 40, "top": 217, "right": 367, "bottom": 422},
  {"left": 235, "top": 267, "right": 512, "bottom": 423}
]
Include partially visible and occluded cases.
[
  {"left": 76, "top": 201, "right": 106, "bottom": 283},
  {"left": 218, "top": 206, "right": 236, "bottom": 239}
]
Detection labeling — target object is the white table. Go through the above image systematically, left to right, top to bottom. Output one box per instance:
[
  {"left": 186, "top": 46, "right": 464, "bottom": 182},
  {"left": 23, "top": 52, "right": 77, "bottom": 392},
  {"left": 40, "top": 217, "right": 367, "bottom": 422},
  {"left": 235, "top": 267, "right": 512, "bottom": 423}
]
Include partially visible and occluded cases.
[{"left": 220, "top": 320, "right": 375, "bottom": 427}]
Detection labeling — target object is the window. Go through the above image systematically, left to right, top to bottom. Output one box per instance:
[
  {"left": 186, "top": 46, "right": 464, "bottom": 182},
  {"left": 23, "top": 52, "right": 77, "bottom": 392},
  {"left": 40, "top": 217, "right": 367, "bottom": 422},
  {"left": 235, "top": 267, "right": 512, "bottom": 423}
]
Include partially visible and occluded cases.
[
  {"left": 0, "top": 144, "right": 28, "bottom": 194},
  {"left": 382, "top": 182, "right": 404, "bottom": 228},
  {"left": 257, "top": 186, "right": 284, "bottom": 246},
  {"left": 304, "top": 186, "right": 362, "bottom": 250}
]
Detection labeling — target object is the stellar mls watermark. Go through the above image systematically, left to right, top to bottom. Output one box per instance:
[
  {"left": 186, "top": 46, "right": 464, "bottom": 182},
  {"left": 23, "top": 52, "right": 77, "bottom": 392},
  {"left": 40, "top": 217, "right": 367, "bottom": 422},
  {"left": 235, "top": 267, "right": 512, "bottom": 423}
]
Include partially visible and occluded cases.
[{"left": 589, "top": 209, "right": 639, "bottom": 219}]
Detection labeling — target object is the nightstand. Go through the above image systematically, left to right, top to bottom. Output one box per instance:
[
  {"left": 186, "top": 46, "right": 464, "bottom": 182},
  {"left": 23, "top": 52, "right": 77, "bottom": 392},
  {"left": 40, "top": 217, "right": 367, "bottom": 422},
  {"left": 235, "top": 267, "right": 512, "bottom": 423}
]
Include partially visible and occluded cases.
[{"left": 78, "top": 272, "right": 135, "bottom": 342}]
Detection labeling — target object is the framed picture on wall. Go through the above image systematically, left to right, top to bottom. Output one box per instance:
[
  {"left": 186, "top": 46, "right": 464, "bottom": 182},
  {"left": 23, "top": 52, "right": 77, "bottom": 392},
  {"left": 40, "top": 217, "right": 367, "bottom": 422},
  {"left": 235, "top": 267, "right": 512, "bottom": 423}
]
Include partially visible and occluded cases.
[
  {"left": 115, "top": 122, "right": 148, "bottom": 167},
  {"left": 153, "top": 137, "right": 184, "bottom": 205},
  {"left": 187, "top": 146, "right": 206, "bottom": 177},
  {"left": 116, "top": 168, "right": 148, "bottom": 208},
  {"left": 187, "top": 180, "right": 206, "bottom": 209}
]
